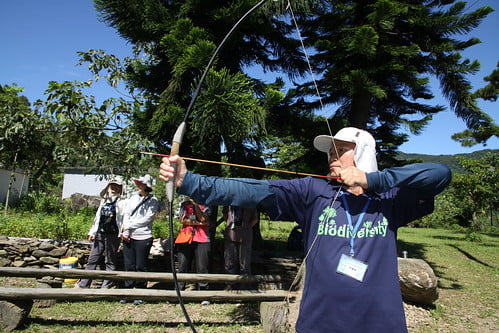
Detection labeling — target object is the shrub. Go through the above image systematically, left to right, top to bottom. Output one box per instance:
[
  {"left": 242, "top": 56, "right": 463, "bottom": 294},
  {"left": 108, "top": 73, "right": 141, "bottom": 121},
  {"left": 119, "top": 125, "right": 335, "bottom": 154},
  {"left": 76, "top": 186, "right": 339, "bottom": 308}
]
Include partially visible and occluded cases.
[
  {"left": 17, "top": 191, "right": 63, "bottom": 214},
  {"left": 465, "top": 231, "right": 483, "bottom": 242}
]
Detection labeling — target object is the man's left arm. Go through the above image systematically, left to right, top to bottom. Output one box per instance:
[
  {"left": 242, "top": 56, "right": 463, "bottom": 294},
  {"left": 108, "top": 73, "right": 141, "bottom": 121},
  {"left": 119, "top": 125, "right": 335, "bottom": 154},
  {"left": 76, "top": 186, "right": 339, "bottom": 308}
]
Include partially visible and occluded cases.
[{"left": 366, "top": 163, "right": 452, "bottom": 198}]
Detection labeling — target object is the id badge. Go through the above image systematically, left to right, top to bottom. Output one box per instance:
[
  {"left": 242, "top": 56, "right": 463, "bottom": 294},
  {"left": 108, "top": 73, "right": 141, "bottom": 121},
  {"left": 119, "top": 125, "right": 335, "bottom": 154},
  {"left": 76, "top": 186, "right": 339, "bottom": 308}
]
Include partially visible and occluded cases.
[{"left": 336, "top": 254, "right": 368, "bottom": 282}]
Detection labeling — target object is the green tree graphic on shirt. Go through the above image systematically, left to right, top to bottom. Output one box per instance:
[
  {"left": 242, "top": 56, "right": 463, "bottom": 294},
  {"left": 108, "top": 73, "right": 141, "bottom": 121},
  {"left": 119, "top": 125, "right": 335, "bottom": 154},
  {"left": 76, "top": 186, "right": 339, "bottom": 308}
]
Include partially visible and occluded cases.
[{"left": 319, "top": 206, "right": 337, "bottom": 224}]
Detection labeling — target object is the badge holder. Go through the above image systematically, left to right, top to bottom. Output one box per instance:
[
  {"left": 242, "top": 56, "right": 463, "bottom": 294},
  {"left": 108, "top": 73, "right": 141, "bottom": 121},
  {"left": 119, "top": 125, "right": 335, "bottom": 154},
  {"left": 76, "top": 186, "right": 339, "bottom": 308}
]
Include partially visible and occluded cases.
[{"left": 336, "top": 254, "right": 368, "bottom": 282}]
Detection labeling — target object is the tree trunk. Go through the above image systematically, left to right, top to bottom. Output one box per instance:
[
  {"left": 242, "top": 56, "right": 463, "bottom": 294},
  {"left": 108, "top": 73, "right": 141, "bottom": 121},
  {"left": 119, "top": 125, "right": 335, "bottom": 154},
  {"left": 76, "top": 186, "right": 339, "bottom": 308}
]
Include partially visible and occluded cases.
[
  {"left": 350, "top": 90, "right": 371, "bottom": 129},
  {"left": 4, "top": 151, "right": 18, "bottom": 217},
  {"left": 471, "top": 210, "right": 480, "bottom": 231}
]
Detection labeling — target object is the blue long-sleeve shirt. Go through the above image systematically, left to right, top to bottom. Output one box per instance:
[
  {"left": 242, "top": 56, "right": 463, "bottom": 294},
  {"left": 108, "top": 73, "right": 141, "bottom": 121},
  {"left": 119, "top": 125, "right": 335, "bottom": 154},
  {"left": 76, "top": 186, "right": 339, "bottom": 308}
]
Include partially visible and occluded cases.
[{"left": 179, "top": 162, "right": 451, "bottom": 207}]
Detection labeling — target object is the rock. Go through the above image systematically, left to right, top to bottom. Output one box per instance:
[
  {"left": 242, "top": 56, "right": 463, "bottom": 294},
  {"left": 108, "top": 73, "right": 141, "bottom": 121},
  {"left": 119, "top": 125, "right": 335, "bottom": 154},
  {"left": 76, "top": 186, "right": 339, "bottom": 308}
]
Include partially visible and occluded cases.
[
  {"left": 69, "top": 193, "right": 100, "bottom": 211},
  {"left": 0, "top": 238, "right": 13, "bottom": 245},
  {"left": 39, "top": 242, "right": 55, "bottom": 251},
  {"left": 11, "top": 245, "right": 29, "bottom": 255},
  {"left": 49, "top": 247, "right": 67, "bottom": 257},
  {"left": 31, "top": 250, "right": 50, "bottom": 258},
  {"left": 0, "top": 257, "right": 11, "bottom": 267},
  {"left": 39, "top": 257, "right": 60, "bottom": 265},
  {"left": 398, "top": 258, "right": 438, "bottom": 305},
  {"left": 12, "top": 261, "right": 26, "bottom": 267},
  {"left": 0, "top": 300, "right": 33, "bottom": 331}
]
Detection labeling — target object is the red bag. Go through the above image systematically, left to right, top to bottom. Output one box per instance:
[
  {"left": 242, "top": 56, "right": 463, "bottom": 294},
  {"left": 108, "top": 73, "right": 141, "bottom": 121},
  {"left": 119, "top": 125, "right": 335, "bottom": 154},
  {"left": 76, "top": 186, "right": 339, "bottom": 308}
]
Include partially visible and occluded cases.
[{"left": 175, "top": 229, "right": 194, "bottom": 244}]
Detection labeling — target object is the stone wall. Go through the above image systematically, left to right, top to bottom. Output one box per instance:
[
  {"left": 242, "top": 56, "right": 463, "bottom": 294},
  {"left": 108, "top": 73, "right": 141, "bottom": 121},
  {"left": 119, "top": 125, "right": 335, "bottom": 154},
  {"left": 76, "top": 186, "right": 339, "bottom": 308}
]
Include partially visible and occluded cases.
[{"left": 0, "top": 236, "right": 170, "bottom": 273}]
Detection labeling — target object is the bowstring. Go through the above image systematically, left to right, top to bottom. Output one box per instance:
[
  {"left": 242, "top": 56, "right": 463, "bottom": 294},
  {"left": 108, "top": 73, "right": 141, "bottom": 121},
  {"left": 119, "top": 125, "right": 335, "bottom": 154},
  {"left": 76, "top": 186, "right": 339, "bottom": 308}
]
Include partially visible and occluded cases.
[
  {"left": 284, "top": 0, "right": 343, "bottom": 304},
  {"left": 287, "top": 0, "right": 340, "bottom": 173},
  {"left": 287, "top": 1, "right": 334, "bottom": 138}
]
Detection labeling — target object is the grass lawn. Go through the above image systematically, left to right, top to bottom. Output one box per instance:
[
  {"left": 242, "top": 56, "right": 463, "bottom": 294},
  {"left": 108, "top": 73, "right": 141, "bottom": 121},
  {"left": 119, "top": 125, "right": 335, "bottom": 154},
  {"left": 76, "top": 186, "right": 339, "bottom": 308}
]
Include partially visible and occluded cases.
[
  {"left": 1, "top": 225, "right": 497, "bottom": 332},
  {"left": 397, "top": 228, "right": 498, "bottom": 332}
]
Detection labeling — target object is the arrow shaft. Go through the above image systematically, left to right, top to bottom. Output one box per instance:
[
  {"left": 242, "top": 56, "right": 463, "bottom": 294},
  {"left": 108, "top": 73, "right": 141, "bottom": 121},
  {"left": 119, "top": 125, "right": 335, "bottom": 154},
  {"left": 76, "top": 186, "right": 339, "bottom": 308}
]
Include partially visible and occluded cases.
[{"left": 142, "top": 151, "right": 338, "bottom": 180}]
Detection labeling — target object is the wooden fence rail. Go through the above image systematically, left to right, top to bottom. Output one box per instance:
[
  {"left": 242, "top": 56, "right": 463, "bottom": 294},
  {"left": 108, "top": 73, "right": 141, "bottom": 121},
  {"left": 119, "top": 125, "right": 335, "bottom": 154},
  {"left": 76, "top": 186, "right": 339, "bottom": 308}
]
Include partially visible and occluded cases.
[
  {"left": 0, "top": 267, "right": 282, "bottom": 283},
  {"left": 0, "top": 267, "right": 291, "bottom": 332},
  {"left": 0, "top": 288, "right": 290, "bottom": 302}
]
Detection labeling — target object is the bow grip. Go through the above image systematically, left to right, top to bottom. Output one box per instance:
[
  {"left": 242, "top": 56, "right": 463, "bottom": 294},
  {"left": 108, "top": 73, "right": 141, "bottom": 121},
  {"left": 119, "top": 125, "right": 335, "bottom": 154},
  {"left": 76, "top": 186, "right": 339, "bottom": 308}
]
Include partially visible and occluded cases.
[{"left": 166, "top": 122, "right": 186, "bottom": 202}]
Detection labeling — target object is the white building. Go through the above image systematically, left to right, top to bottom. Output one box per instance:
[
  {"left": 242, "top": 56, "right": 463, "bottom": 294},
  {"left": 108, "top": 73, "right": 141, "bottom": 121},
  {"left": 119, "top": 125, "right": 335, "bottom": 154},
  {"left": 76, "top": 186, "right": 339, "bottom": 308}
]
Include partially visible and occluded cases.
[{"left": 62, "top": 168, "right": 125, "bottom": 199}]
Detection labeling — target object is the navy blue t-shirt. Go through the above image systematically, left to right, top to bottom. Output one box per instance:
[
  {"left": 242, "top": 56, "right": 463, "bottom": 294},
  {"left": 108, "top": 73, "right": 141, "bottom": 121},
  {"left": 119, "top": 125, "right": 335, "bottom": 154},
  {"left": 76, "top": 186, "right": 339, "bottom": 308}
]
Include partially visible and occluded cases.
[
  {"left": 178, "top": 163, "right": 451, "bottom": 332},
  {"left": 266, "top": 177, "right": 433, "bottom": 333}
]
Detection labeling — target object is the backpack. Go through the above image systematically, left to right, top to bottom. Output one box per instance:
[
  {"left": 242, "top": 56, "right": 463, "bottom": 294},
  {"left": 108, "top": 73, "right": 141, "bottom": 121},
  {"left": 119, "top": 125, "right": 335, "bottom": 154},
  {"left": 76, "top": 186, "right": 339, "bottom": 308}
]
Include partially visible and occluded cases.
[
  {"left": 99, "top": 199, "right": 118, "bottom": 234},
  {"left": 287, "top": 225, "right": 304, "bottom": 251}
]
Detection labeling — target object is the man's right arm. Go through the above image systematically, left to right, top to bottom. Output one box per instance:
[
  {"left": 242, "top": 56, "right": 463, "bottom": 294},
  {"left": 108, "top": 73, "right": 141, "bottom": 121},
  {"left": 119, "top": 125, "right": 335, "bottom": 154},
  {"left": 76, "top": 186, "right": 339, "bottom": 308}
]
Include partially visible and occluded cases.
[{"left": 178, "top": 172, "right": 275, "bottom": 208}]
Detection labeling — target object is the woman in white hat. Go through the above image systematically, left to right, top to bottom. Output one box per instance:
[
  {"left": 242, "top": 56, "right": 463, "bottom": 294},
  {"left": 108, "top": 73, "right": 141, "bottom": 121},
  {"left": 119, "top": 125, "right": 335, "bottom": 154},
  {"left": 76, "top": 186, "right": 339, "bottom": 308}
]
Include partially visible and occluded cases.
[
  {"left": 158, "top": 127, "right": 452, "bottom": 333},
  {"left": 120, "top": 174, "right": 159, "bottom": 304},
  {"left": 76, "top": 177, "right": 125, "bottom": 289}
]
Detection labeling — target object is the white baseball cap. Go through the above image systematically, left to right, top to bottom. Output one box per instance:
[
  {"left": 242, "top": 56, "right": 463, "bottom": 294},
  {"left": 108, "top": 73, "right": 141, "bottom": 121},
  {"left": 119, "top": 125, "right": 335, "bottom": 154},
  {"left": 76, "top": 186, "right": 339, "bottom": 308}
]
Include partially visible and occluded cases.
[{"left": 313, "top": 127, "right": 378, "bottom": 173}]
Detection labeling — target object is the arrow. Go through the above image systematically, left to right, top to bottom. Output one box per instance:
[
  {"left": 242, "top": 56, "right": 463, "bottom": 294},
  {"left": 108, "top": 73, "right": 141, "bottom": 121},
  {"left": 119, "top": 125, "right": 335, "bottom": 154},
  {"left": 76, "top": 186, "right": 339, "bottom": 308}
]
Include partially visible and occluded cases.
[{"left": 141, "top": 151, "right": 338, "bottom": 180}]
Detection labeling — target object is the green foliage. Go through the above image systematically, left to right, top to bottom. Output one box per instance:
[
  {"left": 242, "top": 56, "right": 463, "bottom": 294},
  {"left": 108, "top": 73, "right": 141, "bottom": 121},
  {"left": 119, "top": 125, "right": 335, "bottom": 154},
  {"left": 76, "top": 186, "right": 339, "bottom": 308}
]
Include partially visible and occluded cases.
[
  {"left": 297, "top": 0, "right": 494, "bottom": 156},
  {"left": 473, "top": 63, "right": 499, "bottom": 102},
  {"left": 192, "top": 69, "right": 268, "bottom": 155},
  {"left": 38, "top": 79, "right": 157, "bottom": 178},
  {"left": 0, "top": 84, "right": 59, "bottom": 191},
  {"left": 397, "top": 149, "right": 498, "bottom": 174},
  {"left": 411, "top": 152, "right": 498, "bottom": 231},
  {"left": 449, "top": 153, "right": 498, "bottom": 230},
  {"left": 17, "top": 191, "right": 63, "bottom": 214},
  {"left": 414, "top": 192, "right": 462, "bottom": 228},
  {"left": 0, "top": 210, "right": 92, "bottom": 240},
  {"left": 464, "top": 231, "right": 483, "bottom": 242}
]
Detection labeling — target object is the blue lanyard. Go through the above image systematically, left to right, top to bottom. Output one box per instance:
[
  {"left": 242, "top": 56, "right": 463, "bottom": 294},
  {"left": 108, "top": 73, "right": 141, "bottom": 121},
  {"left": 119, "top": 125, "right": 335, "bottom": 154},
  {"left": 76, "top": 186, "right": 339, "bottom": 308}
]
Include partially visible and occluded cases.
[{"left": 340, "top": 191, "right": 372, "bottom": 256}]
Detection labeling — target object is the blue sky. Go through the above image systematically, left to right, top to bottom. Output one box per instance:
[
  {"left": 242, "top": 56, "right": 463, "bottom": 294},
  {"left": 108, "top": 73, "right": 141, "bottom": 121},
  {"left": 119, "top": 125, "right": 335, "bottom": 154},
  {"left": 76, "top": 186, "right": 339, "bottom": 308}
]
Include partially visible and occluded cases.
[{"left": 1, "top": 0, "right": 497, "bottom": 155}]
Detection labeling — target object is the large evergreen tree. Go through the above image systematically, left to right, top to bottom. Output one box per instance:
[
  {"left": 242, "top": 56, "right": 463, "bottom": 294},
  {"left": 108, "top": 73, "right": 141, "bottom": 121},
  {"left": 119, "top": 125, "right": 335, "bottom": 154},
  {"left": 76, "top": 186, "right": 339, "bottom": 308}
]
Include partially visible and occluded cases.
[
  {"left": 89, "top": 0, "right": 494, "bottom": 175},
  {"left": 92, "top": 0, "right": 314, "bottom": 177},
  {"left": 295, "top": 0, "right": 494, "bottom": 161}
]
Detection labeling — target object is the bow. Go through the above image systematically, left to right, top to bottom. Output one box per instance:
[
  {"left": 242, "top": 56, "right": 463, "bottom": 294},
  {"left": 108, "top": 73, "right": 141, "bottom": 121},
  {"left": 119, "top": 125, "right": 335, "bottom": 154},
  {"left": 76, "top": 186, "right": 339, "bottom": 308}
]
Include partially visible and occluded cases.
[{"left": 165, "top": 1, "right": 273, "bottom": 331}]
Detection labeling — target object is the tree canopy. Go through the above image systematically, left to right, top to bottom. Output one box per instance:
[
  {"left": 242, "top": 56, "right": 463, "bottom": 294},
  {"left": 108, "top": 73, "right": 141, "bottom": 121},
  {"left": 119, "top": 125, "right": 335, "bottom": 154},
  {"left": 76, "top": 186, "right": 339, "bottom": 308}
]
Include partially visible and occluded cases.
[
  {"left": 0, "top": 0, "right": 496, "bottom": 191},
  {"left": 88, "top": 0, "right": 495, "bottom": 173}
]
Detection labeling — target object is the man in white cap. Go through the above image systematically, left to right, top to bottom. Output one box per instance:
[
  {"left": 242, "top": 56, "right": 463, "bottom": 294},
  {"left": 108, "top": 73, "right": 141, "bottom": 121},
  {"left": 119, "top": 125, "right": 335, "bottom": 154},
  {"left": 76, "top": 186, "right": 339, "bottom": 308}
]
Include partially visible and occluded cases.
[{"left": 158, "top": 127, "right": 452, "bottom": 333}]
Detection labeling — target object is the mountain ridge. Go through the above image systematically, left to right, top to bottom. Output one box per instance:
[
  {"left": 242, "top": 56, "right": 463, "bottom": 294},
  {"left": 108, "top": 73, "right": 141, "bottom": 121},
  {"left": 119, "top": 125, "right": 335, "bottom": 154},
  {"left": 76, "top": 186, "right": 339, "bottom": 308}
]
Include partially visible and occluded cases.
[{"left": 397, "top": 149, "right": 497, "bottom": 174}]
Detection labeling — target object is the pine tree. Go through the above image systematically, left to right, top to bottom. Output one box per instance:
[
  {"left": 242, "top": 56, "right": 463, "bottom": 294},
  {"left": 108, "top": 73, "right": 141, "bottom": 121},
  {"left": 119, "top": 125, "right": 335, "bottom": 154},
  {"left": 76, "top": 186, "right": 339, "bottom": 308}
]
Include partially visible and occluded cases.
[
  {"left": 93, "top": 0, "right": 312, "bottom": 176},
  {"left": 296, "top": 0, "right": 494, "bottom": 160}
]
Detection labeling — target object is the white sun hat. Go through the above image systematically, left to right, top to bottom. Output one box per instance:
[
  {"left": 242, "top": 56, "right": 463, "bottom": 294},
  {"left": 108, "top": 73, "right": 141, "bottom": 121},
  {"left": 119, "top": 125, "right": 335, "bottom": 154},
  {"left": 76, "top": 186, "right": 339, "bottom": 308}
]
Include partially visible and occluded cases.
[
  {"left": 313, "top": 127, "right": 378, "bottom": 173},
  {"left": 133, "top": 174, "right": 155, "bottom": 191}
]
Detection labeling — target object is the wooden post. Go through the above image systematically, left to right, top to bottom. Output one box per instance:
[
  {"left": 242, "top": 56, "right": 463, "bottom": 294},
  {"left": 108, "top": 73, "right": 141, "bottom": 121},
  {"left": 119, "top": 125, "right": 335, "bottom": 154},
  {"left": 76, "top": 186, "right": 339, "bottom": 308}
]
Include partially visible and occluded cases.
[
  {"left": 260, "top": 263, "right": 305, "bottom": 333},
  {"left": 0, "top": 288, "right": 291, "bottom": 302},
  {"left": 0, "top": 300, "right": 33, "bottom": 332}
]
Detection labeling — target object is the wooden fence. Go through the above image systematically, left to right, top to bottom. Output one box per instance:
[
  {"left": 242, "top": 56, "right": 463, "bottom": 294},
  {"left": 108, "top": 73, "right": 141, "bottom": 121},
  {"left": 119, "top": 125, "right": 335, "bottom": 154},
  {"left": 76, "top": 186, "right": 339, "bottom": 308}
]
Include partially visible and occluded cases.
[{"left": 0, "top": 267, "right": 293, "bottom": 331}]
